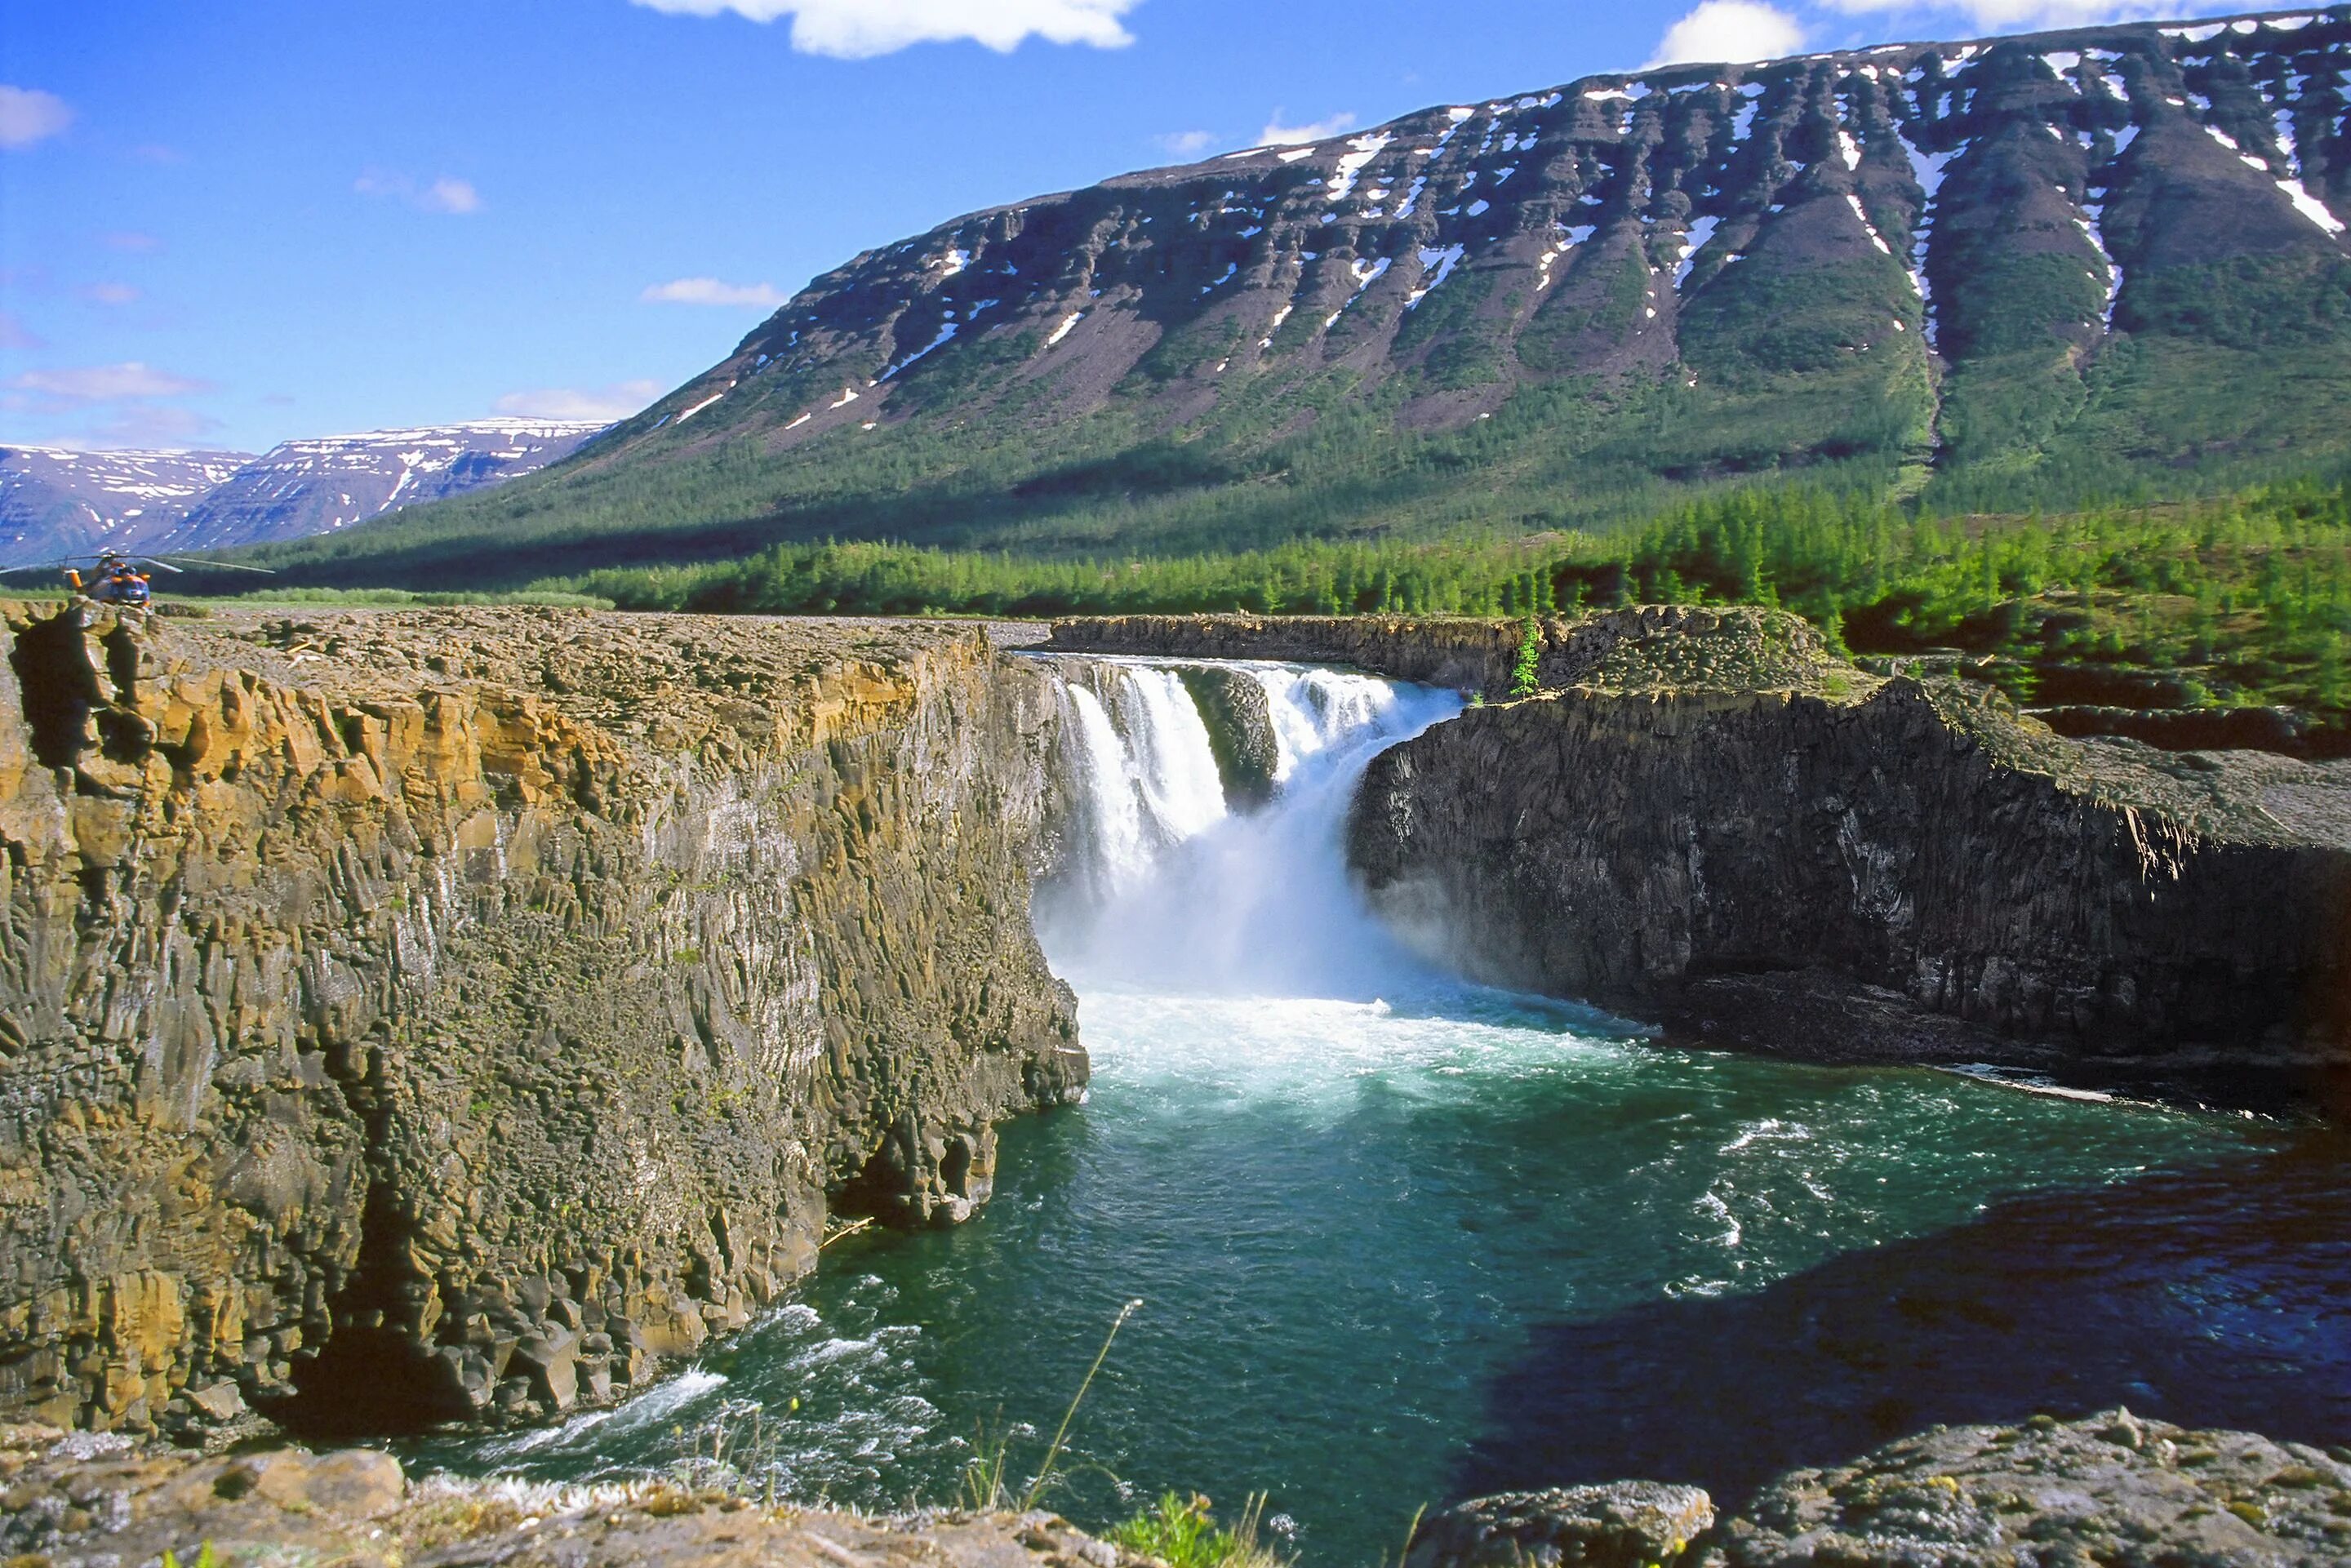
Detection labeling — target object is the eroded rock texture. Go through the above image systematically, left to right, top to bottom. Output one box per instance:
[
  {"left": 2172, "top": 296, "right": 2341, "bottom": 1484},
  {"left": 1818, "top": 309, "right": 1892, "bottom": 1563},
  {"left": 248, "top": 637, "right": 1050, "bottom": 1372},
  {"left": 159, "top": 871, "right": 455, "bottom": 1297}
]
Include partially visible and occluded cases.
[
  {"left": 0, "top": 604, "right": 1083, "bottom": 1437},
  {"left": 1340, "top": 606, "right": 2351, "bottom": 1097},
  {"left": 1403, "top": 1411, "right": 2351, "bottom": 1568},
  {"left": 0, "top": 1417, "right": 1147, "bottom": 1568}
]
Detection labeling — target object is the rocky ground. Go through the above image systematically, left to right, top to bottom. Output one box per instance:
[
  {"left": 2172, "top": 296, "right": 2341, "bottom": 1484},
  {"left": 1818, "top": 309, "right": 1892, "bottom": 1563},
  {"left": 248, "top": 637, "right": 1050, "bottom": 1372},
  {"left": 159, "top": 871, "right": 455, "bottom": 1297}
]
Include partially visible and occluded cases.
[
  {"left": 9, "top": 1408, "right": 2346, "bottom": 1568},
  {"left": 1414, "top": 1411, "right": 2351, "bottom": 1568},
  {"left": 0, "top": 1418, "right": 1140, "bottom": 1568}
]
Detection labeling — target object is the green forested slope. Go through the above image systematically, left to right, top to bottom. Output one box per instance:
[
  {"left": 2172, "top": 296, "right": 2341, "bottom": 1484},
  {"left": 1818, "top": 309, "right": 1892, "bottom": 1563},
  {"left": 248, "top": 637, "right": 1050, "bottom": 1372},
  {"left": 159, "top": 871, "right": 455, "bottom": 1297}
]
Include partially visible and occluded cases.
[{"left": 188, "top": 11, "right": 2351, "bottom": 595}]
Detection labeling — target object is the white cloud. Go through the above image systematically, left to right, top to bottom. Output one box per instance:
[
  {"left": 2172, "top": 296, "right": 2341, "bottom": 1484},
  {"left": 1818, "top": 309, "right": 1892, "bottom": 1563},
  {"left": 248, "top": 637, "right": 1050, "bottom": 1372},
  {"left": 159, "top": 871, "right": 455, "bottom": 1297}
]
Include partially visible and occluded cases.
[
  {"left": 630, "top": 0, "right": 1142, "bottom": 58},
  {"left": 1648, "top": 0, "right": 1807, "bottom": 65},
  {"left": 1817, "top": 0, "right": 2171, "bottom": 29},
  {"left": 0, "top": 87, "right": 72, "bottom": 151},
  {"left": 1259, "top": 111, "right": 1357, "bottom": 146},
  {"left": 1157, "top": 130, "right": 1215, "bottom": 158},
  {"left": 355, "top": 171, "right": 482, "bottom": 215},
  {"left": 420, "top": 176, "right": 481, "bottom": 214},
  {"left": 101, "top": 230, "right": 160, "bottom": 252},
  {"left": 641, "top": 277, "right": 789, "bottom": 307},
  {"left": 81, "top": 282, "right": 140, "bottom": 307},
  {"left": 0, "top": 312, "right": 42, "bottom": 352},
  {"left": 8, "top": 362, "right": 208, "bottom": 401},
  {"left": 493, "top": 380, "right": 662, "bottom": 422}
]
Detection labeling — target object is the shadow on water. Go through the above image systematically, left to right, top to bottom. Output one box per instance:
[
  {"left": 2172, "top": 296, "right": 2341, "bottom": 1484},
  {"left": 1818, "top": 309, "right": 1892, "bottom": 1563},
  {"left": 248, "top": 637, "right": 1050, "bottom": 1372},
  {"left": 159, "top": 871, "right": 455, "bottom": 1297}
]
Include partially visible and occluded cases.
[{"left": 1452, "top": 1131, "right": 2351, "bottom": 1512}]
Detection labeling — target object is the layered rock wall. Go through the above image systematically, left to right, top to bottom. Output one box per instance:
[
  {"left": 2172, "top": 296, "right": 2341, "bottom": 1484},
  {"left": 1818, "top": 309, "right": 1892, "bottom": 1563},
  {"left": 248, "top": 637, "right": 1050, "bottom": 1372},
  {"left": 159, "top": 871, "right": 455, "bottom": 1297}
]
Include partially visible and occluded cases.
[
  {"left": 0, "top": 604, "right": 1083, "bottom": 1436},
  {"left": 1046, "top": 608, "right": 1820, "bottom": 697},
  {"left": 1339, "top": 609, "right": 2351, "bottom": 1091},
  {"left": 1047, "top": 613, "right": 1558, "bottom": 694}
]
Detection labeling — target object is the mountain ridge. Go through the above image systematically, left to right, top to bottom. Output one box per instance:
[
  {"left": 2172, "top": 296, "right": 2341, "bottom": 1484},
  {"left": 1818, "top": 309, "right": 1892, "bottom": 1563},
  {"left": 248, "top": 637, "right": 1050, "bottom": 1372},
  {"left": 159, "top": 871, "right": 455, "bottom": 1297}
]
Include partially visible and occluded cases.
[
  {"left": 212, "top": 8, "right": 2351, "bottom": 589},
  {"left": 0, "top": 419, "right": 606, "bottom": 567}
]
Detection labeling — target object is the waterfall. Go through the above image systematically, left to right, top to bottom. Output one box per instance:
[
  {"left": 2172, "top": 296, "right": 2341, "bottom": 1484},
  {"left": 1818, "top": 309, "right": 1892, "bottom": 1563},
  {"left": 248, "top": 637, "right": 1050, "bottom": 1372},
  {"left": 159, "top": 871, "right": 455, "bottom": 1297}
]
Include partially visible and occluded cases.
[
  {"left": 1037, "top": 656, "right": 1460, "bottom": 999},
  {"left": 1051, "top": 666, "right": 1229, "bottom": 904}
]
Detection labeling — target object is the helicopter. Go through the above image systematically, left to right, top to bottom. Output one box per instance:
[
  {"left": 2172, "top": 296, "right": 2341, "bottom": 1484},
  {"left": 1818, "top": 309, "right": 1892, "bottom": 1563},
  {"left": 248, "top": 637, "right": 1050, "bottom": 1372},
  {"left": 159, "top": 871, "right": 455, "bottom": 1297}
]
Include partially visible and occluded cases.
[{"left": 0, "top": 549, "right": 277, "bottom": 611}]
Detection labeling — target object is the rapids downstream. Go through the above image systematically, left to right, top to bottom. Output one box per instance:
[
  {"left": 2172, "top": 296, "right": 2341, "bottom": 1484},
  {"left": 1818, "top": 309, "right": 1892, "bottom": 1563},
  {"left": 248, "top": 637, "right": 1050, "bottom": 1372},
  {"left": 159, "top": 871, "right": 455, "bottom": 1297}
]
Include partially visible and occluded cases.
[{"left": 420, "top": 658, "right": 2345, "bottom": 1566}]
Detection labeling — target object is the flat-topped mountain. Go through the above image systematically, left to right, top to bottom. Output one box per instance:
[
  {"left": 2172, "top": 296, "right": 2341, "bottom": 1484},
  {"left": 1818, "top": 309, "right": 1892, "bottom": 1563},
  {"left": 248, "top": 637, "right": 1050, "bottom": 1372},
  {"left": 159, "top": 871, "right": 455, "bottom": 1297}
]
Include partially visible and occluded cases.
[
  {"left": 224, "top": 8, "right": 2351, "bottom": 591},
  {"left": 153, "top": 419, "right": 607, "bottom": 553},
  {"left": 0, "top": 420, "right": 605, "bottom": 567},
  {"left": 0, "top": 446, "right": 254, "bottom": 566}
]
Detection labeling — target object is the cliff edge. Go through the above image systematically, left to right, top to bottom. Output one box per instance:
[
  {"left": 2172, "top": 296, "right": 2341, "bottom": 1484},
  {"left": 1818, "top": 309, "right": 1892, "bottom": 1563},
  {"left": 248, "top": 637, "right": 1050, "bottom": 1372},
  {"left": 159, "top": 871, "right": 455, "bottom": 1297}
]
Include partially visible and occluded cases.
[{"left": 0, "top": 603, "right": 1085, "bottom": 1438}]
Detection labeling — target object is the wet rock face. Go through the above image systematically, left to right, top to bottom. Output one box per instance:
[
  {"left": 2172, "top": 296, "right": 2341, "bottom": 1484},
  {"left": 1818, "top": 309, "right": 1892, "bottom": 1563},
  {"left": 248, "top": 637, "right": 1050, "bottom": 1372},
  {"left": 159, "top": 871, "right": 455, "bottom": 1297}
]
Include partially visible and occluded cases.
[
  {"left": 0, "top": 604, "right": 1084, "bottom": 1437},
  {"left": 1340, "top": 609, "right": 2351, "bottom": 1095},
  {"left": 1177, "top": 666, "right": 1280, "bottom": 810}
]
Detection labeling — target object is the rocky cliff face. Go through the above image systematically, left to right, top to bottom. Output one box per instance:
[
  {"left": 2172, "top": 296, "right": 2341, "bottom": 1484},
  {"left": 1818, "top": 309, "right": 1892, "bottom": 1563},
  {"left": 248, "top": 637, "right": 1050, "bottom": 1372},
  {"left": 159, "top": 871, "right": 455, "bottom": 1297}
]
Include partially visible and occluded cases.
[
  {"left": 0, "top": 604, "right": 1082, "bottom": 1437},
  {"left": 1338, "top": 606, "right": 2351, "bottom": 1099},
  {"left": 1044, "top": 610, "right": 1815, "bottom": 695},
  {"left": 1047, "top": 615, "right": 1548, "bottom": 694}
]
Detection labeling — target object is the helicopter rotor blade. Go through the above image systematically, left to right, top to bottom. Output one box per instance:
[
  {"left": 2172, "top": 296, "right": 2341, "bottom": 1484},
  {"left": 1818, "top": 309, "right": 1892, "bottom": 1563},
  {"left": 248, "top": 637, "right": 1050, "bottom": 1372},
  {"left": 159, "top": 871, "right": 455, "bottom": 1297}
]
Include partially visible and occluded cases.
[{"left": 149, "top": 556, "right": 277, "bottom": 575}]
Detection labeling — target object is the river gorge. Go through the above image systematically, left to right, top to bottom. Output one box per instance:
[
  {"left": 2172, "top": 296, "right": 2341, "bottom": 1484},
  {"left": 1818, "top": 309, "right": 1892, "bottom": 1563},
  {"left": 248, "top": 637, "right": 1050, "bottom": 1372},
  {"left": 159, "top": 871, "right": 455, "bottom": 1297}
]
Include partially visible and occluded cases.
[{"left": 2, "top": 602, "right": 2346, "bottom": 1565}]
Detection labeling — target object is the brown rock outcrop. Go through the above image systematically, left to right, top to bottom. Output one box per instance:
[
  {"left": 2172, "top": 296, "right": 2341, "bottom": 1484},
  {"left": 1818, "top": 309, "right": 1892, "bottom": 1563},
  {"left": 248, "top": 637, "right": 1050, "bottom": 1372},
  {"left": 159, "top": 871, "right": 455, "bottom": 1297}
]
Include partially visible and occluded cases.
[
  {"left": 0, "top": 603, "right": 1084, "bottom": 1437},
  {"left": 0, "top": 1417, "right": 1148, "bottom": 1568}
]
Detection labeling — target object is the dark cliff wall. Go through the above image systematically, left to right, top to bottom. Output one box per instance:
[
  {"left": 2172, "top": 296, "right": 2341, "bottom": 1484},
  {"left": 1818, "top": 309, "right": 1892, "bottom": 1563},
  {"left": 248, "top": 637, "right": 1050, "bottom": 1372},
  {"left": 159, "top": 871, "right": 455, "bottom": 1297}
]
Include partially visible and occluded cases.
[
  {"left": 0, "top": 604, "right": 1083, "bottom": 1437},
  {"left": 1047, "top": 606, "right": 1835, "bottom": 695},
  {"left": 1339, "top": 612, "right": 2351, "bottom": 1095},
  {"left": 1048, "top": 614, "right": 1535, "bottom": 691}
]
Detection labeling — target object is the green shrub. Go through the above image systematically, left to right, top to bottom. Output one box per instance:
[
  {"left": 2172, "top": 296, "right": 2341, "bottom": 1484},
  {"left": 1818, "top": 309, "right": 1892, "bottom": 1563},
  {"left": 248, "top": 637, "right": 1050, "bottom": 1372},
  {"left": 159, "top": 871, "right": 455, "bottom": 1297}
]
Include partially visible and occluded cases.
[
  {"left": 1509, "top": 614, "right": 1542, "bottom": 699},
  {"left": 1111, "top": 1492, "right": 1286, "bottom": 1568}
]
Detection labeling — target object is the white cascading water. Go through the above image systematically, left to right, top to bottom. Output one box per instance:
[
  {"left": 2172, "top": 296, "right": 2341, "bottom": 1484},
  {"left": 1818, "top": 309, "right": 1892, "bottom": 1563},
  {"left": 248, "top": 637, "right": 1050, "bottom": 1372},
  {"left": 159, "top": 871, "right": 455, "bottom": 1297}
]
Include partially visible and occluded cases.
[
  {"left": 1038, "top": 658, "right": 1461, "bottom": 1000},
  {"left": 1052, "top": 668, "right": 1230, "bottom": 904}
]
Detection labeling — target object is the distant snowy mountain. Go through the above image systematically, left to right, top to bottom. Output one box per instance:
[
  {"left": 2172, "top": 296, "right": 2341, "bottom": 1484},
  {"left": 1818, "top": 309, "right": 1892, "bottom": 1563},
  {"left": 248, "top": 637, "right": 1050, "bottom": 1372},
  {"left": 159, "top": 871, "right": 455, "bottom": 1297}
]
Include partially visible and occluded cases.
[
  {"left": 0, "top": 420, "right": 609, "bottom": 569},
  {"left": 150, "top": 420, "right": 608, "bottom": 553},
  {"left": 0, "top": 447, "right": 255, "bottom": 566}
]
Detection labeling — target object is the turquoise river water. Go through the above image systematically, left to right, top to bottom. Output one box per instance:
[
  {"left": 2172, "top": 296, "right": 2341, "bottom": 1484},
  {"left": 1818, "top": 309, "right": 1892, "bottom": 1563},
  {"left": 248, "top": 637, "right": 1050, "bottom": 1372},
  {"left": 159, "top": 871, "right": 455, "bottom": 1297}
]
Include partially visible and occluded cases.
[{"left": 422, "top": 658, "right": 2351, "bottom": 1566}]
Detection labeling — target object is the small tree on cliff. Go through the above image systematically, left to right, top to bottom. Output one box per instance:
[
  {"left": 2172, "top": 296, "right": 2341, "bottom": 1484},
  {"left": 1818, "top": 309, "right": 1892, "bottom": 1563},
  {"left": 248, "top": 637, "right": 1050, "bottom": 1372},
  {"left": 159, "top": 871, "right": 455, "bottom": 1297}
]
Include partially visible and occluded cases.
[{"left": 1509, "top": 615, "right": 1542, "bottom": 700}]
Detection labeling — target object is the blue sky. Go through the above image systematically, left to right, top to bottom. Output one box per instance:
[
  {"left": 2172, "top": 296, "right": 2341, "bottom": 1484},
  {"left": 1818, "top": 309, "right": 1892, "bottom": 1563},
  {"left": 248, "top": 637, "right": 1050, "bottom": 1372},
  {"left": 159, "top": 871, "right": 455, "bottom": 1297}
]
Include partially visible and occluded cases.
[{"left": 1, "top": 0, "right": 2247, "bottom": 453}]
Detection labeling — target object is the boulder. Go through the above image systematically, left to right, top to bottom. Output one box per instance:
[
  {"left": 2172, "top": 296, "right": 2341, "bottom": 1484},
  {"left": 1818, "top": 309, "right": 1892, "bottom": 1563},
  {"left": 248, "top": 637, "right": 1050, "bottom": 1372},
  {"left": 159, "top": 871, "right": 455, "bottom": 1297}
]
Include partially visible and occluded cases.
[
  {"left": 1177, "top": 665, "right": 1281, "bottom": 809},
  {"left": 1407, "top": 1481, "right": 1715, "bottom": 1568}
]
